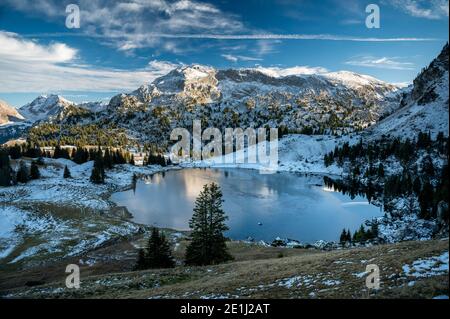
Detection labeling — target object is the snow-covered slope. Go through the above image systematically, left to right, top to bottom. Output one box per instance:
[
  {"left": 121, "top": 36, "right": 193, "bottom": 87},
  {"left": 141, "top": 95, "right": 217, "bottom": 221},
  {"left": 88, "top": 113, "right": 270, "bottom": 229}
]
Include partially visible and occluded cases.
[
  {"left": 367, "top": 44, "right": 449, "bottom": 139},
  {"left": 18, "top": 94, "right": 76, "bottom": 123},
  {"left": 0, "top": 100, "right": 24, "bottom": 126},
  {"left": 184, "top": 133, "right": 357, "bottom": 175}
]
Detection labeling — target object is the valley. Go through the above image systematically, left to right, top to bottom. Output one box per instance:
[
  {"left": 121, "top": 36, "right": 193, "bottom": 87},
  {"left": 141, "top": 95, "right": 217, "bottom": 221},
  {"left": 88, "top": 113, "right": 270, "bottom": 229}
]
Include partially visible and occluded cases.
[{"left": 0, "top": 44, "right": 448, "bottom": 299}]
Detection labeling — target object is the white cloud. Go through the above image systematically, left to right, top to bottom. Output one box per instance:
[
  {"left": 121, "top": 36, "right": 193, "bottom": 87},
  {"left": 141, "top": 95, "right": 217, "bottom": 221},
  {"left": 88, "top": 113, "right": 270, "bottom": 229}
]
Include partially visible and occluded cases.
[
  {"left": 1, "top": 0, "right": 246, "bottom": 53},
  {"left": 2, "top": 0, "right": 438, "bottom": 60},
  {"left": 388, "top": 0, "right": 449, "bottom": 19},
  {"left": 0, "top": 31, "right": 179, "bottom": 93},
  {"left": 0, "top": 31, "right": 77, "bottom": 62},
  {"left": 221, "top": 54, "right": 263, "bottom": 62},
  {"left": 345, "top": 56, "right": 415, "bottom": 70},
  {"left": 147, "top": 60, "right": 180, "bottom": 74},
  {"left": 254, "top": 66, "right": 329, "bottom": 78}
]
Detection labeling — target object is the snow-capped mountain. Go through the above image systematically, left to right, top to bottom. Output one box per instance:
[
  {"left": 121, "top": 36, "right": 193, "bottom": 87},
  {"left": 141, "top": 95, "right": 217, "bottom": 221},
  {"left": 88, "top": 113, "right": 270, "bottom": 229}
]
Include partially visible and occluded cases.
[
  {"left": 368, "top": 43, "right": 449, "bottom": 139},
  {"left": 4, "top": 44, "right": 448, "bottom": 148},
  {"left": 102, "top": 64, "right": 402, "bottom": 145},
  {"left": 121, "top": 64, "right": 400, "bottom": 112},
  {"left": 18, "top": 94, "right": 77, "bottom": 123},
  {"left": 0, "top": 100, "right": 24, "bottom": 126}
]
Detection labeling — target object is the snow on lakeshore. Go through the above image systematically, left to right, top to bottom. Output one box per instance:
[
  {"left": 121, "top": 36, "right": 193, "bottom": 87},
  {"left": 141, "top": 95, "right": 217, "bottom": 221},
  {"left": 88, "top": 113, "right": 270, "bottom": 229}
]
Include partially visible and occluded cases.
[
  {"left": 181, "top": 134, "right": 357, "bottom": 175},
  {"left": 1, "top": 158, "right": 165, "bottom": 210},
  {"left": 0, "top": 159, "right": 165, "bottom": 265}
]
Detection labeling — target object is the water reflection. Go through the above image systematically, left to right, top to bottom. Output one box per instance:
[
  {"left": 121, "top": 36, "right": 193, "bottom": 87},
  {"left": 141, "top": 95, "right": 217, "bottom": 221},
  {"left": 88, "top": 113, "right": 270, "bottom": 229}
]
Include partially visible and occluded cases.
[{"left": 111, "top": 168, "right": 383, "bottom": 242}]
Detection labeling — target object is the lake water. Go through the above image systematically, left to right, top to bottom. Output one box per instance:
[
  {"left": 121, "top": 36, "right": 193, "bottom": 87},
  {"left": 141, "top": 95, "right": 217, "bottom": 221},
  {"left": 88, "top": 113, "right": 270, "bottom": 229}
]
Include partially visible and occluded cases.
[{"left": 111, "top": 168, "right": 383, "bottom": 243}]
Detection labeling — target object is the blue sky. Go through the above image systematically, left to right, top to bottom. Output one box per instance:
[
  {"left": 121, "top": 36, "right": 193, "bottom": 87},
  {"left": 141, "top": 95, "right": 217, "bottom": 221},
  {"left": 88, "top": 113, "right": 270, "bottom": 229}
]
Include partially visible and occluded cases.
[{"left": 0, "top": 0, "right": 448, "bottom": 107}]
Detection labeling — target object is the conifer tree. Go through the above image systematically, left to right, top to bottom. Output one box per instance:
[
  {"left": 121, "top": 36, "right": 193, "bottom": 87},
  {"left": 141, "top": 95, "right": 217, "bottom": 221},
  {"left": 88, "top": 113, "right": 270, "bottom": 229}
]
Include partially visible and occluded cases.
[
  {"left": 9, "top": 144, "right": 22, "bottom": 160},
  {"left": 53, "top": 145, "right": 60, "bottom": 159},
  {"left": 61, "top": 148, "right": 71, "bottom": 159},
  {"left": 73, "top": 148, "right": 88, "bottom": 164},
  {"left": 90, "top": 148, "right": 105, "bottom": 184},
  {"left": 104, "top": 148, "right": 113, "bottom": 169},
  {"left": 0, "top": 149, "right": 13, "bottom": 186},
  {"left": 421, "top": 155, "right": 435, "bottom": 176},
  {"left": 16, "top": 161, "right": 29, "bottom": 184},
  {"left": 30, "top": 162, "right": 40, "bottom": 180},
  {"left": 63, "top": 165, "right": 72, "bottom": 178},
  {"left": 90, "top": 166, "right": 103, "bottom": 184},
  {"left": 419, "top": 180, "right": 434, "bottom": 219},
  {"left": 185, "top": 183, "right": 233, "bottom": 266},
  {"left": 369, "top": 221, "right": 379, "bottom": 239},
  {"left": 353, "top": 224, "right": 367, "bottom": 243},
  {"left": 134, "top": 228, "right": 175, "bottom": 270},
  {"left": 145, "top": 228, "right": 175, "bottom": 268},
  {"left": 339, "top": 229, "right": 347, "bottom": 244},
  {"left": 346, "top": 229, "right": 352, "bottom": 242},
  {"left": 134, "top": 248, "right": 147, "bottom": 270}
]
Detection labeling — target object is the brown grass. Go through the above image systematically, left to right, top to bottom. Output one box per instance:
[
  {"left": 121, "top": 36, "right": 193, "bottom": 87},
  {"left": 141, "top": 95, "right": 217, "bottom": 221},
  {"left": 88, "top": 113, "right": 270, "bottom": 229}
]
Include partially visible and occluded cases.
[{"left": 1, "top": 239, "right": 448, "bottom": 299}]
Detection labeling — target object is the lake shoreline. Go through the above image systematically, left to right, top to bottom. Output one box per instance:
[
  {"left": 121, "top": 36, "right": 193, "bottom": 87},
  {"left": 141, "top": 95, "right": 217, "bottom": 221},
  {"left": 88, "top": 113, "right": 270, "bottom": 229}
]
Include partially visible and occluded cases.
[{"left": 110, "top": 166, "right": 383, "bottom": 244}]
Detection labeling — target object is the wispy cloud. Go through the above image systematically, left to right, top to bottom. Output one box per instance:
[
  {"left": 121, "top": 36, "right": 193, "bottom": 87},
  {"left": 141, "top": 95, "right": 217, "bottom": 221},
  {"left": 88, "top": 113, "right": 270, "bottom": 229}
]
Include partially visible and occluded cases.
[
  {"left": 1, "top": 0, "right": 246, "bottom": 53},
  {"left": 3, "top": 0, "right": 439, "bottom": 57},
  {"left": 387, "top": 0, "right": 449, "bottom": 20},
  {"left": 340, "top": 19, "right": 363, "bottom": 25},
  {"left": 0, "top": 31, "right": 179, "bottom": 93},
  {"left": 20, "top": 31, "right": 439, "bottom": 43},
  {"left": 138, "top": 33, "right": 437, "bottom": 41},
  {"left": 221, "top": 54, "right": 263, "bottom": 62},
  {"left": 345, "top": 56, "right": 415, "bottom": 70}
]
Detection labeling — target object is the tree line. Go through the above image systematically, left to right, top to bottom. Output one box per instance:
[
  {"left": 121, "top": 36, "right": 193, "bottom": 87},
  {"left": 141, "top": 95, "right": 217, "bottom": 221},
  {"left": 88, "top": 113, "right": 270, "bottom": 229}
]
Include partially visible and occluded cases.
[
  {"left": 324, "top": 131, "right": 449, "bottom": 224},
  {"left": 2, "top": 143, "right": 172, "bottom": 186},
  {"left": 0, "top": 149, "right": 41, "bottom": 186},
  {"left": 339, "top": 222, "right": 379, "bottom": 245}
]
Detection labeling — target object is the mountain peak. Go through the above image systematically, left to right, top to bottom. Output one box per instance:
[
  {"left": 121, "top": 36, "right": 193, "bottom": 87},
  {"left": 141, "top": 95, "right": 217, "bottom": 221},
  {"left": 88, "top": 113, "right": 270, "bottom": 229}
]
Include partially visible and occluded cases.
[{"left": 19, "top": 94, "right": 75, "bottom": 123}]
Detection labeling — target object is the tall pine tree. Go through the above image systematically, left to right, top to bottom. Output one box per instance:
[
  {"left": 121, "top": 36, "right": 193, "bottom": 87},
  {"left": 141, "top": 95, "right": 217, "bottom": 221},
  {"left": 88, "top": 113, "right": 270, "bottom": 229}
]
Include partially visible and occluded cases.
[
  {"left": 90, "top": 148, "right": 105, "bottom": 184},
  {"left": 0, "top": 149, "right": 13, "bottom": 186},
  {"left": 16, "top": 161, "right": 29, "bottom": 184},
  {"left": 30, "top": 162, "right": 40, "bottom": 180},
  {"left": 63, "top": 165, "right": 72, "bottom": 178},
  {"left": 185, "top": 183, "right": 232, "bottom": 266},
  {"left": 134, "top": 228, "right": 175, "bottom": 270},
  {"left": 145, "top": 228, "right": 175, "bottom": 269}
]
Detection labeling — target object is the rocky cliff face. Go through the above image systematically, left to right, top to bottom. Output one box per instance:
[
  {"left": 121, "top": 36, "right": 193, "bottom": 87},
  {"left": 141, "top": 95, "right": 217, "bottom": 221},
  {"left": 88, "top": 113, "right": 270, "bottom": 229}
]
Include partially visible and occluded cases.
[
  {"left": 411, "top": 43, "right": 449, "bottom": 106},
  {"left": 368, "top": 44, "right": 449, "bottom": 139}
]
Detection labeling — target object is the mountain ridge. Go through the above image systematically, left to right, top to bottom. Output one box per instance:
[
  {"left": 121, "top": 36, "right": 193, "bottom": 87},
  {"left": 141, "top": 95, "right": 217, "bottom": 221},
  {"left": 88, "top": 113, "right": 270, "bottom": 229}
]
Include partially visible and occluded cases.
[{"left": 1, "top": 45, "right": 448, "bottom": 147}]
